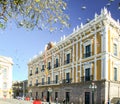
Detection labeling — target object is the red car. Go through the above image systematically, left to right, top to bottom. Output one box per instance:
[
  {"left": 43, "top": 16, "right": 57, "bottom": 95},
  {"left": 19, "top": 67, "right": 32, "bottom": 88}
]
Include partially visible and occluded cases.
[{"left": 33, "top": 99, "right": 42, "bottom": 104}]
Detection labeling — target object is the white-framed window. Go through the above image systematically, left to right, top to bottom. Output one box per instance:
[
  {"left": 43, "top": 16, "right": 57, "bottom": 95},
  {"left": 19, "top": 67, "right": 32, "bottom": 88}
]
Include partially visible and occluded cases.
[
  {"left": 83, "top": 40, "right": 92, "bottom": 58},
  {"left": 113, "top": 43, "right": 117, "bottom": 56},
  {"left": 65, "top": 50, "right": 71, "bottom": 64},
  {"left": 83, "top": 62, "right": 92, "bottom": 81},
  {"left": 35, "top": 67, "right": 39, "bottom": 74},
  {"left": 114, "top": 67, "right": 117, "bottom": 81},
  {"left": 3, "top": 68, "right": 7, "bottom": 78},
  {"left": 30, "top": 70, "right": 32, "bottom": 76},
  {"left": 48, "top": 77, "right": 50, "bottom": 84},
  {"left": 42, "top": 78, "right": 44, "bottom": 85},
  {"left": 30, "top": 81, "right": 32, "bottom": 86},
  {"left": 3, "top": 82, "right": 7, "bottom": 89}
]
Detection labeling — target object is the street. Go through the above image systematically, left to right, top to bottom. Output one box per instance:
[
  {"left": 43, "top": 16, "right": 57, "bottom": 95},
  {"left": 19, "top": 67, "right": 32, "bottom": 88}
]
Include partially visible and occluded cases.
[
  {"left": 0, "top": 99, "right": 32, "bottom": 104},
  {"left": 0, "top": 99, "right": 59, "bottom": 104}
]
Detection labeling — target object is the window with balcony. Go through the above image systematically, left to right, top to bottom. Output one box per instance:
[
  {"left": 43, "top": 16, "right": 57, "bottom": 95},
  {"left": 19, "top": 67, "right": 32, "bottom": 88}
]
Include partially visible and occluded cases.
[
  {"left": 113, "top": 43, "right": 117, "bottom": 56},
  {"left": 84, "top": 44, "right": 91, "bottom": 58},
  {"left": 67, "top": 53, "right": 70, "bottom": 64},
  {"left": 55, "top": 58, "right": 59, "bottom": 68},
  {"left": 48, "top": 62, "right": 51, "bottom": 70},
  {"left": 41, "top": 65, "right": 44, "bottom": 71},
  {"left": 35, "top": 67, "right": 38, "bottom": 74},
  {"left": 114, "top": 67, "right": 117, "bottom": 81},
  {"left": 85, "top": 68, "right": 90, "bottom": 81},
  {"left": 3, "top": 69, "right": 7, "bottom": 78},
  {"left": 30, "top": 70, "right": 32, "bottom": 76},
  {"left": 66, "top": 72, "right": 70, "bottom": 83},
  {"left": 55, "top": 75, "right": 58, "bottom": 83},
  {"left": 48, "top": 77, "right": 50, "bottom": 84},
  {"left": 42, "top": 78, "right": 44, "bottom": 85},
  {"left": 36, "top": 79, "right": 38, "bottom": 86},
  {"left": 29, "top": 81, "right": 32, "bottom": 86},
  {"left": 3, "top": 82, "right": 7, "bottom": 89}
]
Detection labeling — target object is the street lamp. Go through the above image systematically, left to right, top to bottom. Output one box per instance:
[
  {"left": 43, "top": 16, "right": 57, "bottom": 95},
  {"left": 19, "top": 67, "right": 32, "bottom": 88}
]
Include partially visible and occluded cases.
[{"left": 89, "top": 82, "right": 97, "bottom": 104}]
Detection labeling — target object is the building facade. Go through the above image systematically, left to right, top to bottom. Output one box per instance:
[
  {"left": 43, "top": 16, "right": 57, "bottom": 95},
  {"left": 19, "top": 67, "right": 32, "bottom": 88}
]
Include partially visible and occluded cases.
[
  {"left": 28, "top": 8, "right": 120, "bottom": 104},
  {"left": 0, "top": 56, "right": 13, "bottom": 98}
]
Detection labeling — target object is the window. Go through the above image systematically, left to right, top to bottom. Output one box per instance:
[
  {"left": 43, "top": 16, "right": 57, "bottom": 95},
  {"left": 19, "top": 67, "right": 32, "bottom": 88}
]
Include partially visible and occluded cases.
[
  {"left": 113, "top": 43, "right": 117, "bottom": 56},
  {"left": 85, "top": 45, "right": 91, "bottom": 58},
  {"left": 66, "top": 53, "right": 70, "bottom": 64},
  {"left": 56, "top": 58, "right": 58, "bottom": 67},
  {"left": 48, "top": 62, "right": 51, "bottom": 70},
  {"left": 41, "top": 65, "right": 44, "bottom": 71},
  {"left": 35, "top": 67, "right": 38, "bottom": 74},
  {"left": 114, "top": 67, "right": 117, "bottom": 81},
  {"left": 85, "top": 68, "right": 90, "bottom": 81},
  {"left": 3, "top": 69, "right": 7, "bottom": 78},
  {"left": 30, "top": 70, "right": 32, "bottom": 76},
  {"left": 66, "top": 73, "right": 70, "bottom": 83},
  {"left": 55, "top": 75, "right": 58, "bottom": 83},
  {"left": 48, "top": 77, "right": 50, "bottom": 84},
  {"left": 42, "top": 78, "right": 44, "bottom": 85},
  {"left": 36, "top": 79, "right": 38, "bottom": 86},
  {"left": 30, "top": 81, "right": 32, "bottom": 86},
  {"left": 3, "top": 82, "right": 7, "bottom": 89},
  {"left": 36, "top": 92, "right": 38, "bottom": 97},
  {"left": 41, "top": 92, "right": 44, "bottom": 99},
  {"left": 55, "top": 92, "right": 58, "bottom": 100},
  {"left": 66, "top": 92, "right": 70, "bottom": 103}
]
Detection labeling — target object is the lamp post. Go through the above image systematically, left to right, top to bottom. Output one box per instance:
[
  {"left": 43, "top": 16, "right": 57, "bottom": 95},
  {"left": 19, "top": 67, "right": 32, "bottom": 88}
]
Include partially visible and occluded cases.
[{"left": 89, "top": 82, "right": 97, "bottom": 104}]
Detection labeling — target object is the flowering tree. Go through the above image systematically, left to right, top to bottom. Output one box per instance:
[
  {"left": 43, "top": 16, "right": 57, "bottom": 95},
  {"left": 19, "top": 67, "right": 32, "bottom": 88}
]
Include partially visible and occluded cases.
[{"left": 0, "top": 0, "right": 69, "bottom": 31}]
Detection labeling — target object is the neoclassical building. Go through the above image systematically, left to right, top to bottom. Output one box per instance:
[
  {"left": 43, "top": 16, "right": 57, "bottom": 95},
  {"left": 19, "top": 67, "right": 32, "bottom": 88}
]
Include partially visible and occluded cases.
[
  {"left": 28, "top": 8, "right": 120, "bottom": 104},
  {"left": 0, "top": 56, "right": 13, "bottom": 98}
]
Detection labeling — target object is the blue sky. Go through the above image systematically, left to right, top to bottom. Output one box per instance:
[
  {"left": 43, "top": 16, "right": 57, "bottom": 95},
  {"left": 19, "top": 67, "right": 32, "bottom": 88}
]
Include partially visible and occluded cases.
[{"left": 0, "top": 0, "right": 120, "bottom": 81}]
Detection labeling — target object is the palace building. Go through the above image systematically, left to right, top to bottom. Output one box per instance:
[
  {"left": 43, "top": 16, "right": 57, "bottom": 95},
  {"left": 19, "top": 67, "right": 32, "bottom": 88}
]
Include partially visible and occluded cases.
[
  {"left": 28, "top": 8, "right": 120, "bottom": 104},
  {"left": 0, "top": 56, "right": 13, "bottom": 98}
]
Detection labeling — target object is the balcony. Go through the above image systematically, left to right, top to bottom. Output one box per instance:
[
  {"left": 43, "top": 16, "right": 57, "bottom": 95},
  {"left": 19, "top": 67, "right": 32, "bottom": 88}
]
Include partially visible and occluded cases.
[
  {"left": 83, "top": 52, "right": 92, "bottom": 58},
  {"left": 64, "top": 59, "right": 72, "bottom": 65},
  {"left": 54, "top": 63, "right": 60, "bottom": 68},
  {"left": 35, "top": 71, "right": 38, "bottom": 74},
  {"left": 29, "top": 73, "right": 32, "bottom": 76},
  {"left": 81, "top": 75, "right": 93, "bottom": 82},
  {"left": 62, "top": 78, "right": 72, "bottom": 84},
  {"left": 37, "top": 80, "right": 59, "bottom": 86}
]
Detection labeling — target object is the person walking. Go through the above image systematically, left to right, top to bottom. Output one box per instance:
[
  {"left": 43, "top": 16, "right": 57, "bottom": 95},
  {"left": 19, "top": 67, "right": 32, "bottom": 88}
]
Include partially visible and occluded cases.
[{"left": 33, "top": 96, "right": 42, "bottom": 104}]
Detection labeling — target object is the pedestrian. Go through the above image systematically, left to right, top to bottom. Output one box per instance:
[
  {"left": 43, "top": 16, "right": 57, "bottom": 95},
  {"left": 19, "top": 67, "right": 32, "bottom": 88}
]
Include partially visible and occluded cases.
[
  {"left": 33, "top": 96, "right": 42, "bottom": 104},
  {"left": 56, "top": 97, "right": 58, "bottom": 104},
  {"left": 63, "top": 98, "right": 65, "bottom": 104}
]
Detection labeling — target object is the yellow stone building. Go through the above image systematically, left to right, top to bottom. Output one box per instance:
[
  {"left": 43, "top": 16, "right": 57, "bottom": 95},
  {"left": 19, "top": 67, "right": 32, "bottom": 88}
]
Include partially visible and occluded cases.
[
  {"left": 28, "top": 8, "right": 120, "bottom": 104},
  {"left": 0, "top": 56, "right": 13, "bottom": 98}
]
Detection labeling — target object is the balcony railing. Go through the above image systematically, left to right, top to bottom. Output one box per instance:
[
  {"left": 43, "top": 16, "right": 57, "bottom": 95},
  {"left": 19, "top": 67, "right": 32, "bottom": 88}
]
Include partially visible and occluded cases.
[
  {"left": 83, "top": 52, "right": 92, "bottom": 58},
  {"left": 64, "top": 59, "right": 72, "bottom": 65},
  {"left": 54, "top": 63, "right": 60, "bottom": 68},
  {"left": 81, "top": 75, "right": 93, "bottom": 82},
  {"left": 62, "top": 78, "right": 72, "bottom": 84},
  {"left": 37, "top": 80, "right": 59, "bottom": 86}
]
